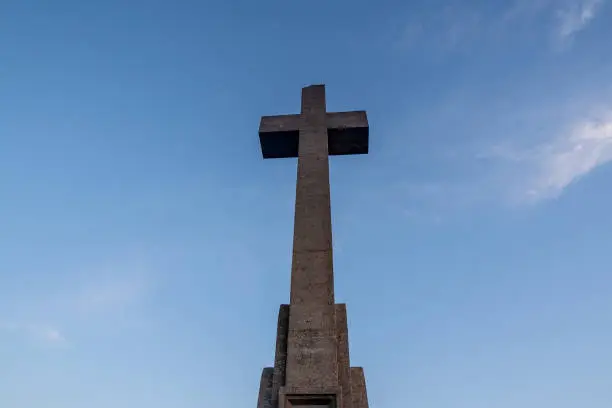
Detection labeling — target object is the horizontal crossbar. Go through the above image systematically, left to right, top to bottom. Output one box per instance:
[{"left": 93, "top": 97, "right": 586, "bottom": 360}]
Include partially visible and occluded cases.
[{"left": 259, "top": 111, "right": 369, "bottom": 159}]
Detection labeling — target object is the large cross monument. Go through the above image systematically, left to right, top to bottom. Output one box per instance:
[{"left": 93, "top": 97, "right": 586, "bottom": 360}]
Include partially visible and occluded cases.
[{"left": 256, "top": 85, "right": 370, "bottom": 408}]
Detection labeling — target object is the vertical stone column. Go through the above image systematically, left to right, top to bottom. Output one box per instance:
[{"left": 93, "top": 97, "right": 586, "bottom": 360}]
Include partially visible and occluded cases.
[
  {"left": 285, "top": 85, "right": 339, "bottom": 389},
  {"left": 290, "top": 85, "right": 335, "bottom": 306}
]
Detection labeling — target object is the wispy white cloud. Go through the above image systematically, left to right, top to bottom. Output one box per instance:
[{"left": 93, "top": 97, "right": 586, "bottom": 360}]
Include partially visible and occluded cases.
[
  {"left": 395, "top": 0, "right": 605, "bottom": 54},
  {"left": 506, "top": 0, "right": 604, "bottom": 48},
  {"left": 555, "top": 0, "right": 604, "bottom": 42},
  {"left": 393, "top": 4, "right": 484, "bottom": 53},
  {"left": 381, "top": 104, "right": 612, "bottom": 221},
  {"left": 487, "top": 111, "right": 612, "bottom": 203},
  {"left": 368, "top": 179, "right": 493, "bottom": 224},
  {"left": 0, "top": 255, "right": 159, "bottom": 346},
  {"left": 39, "top": 256, "right": 157, "bottom": 318},
  {"left": 73, "top": 275, "right": 149, "bottom": 315},
  {"left": 0, "top": 322, "right": 66, "bottom": 345}
]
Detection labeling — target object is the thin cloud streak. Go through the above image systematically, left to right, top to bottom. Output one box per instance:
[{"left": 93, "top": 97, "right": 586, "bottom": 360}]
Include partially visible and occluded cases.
[
  {"left": 395, "top": 0, "right": 605, "bottom": 54},
  {"left": 507, "top": 0, "right": 604, "bottom": 47},
  {"left": 555, "top": 0, "right": 604, "bottom": 42},
  {"left": 394, "top": 5, "right": 484, "bottom": 53},
  {"left": 382, "top": 108, "right": 612, "bottom": 221},
  {"left": 489, "top": 112, "right": 612, "bottom": 203},
  {"left": 0, "top": 256, "right": 160, "bottom": 349},
  {"left": 74, "top": 276, "right": 149, "bottom": 315},
  {"left": 0, "top": 322, "right": 66, "bottom": 344}
]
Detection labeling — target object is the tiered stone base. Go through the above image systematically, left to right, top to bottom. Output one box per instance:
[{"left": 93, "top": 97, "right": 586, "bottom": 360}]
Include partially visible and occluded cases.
[{"left": 257, "top": 304, "right": 369, "bottom": 408}]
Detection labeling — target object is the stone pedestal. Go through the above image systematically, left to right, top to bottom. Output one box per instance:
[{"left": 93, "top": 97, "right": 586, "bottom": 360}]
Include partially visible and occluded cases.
[{"left": 257, "top": 304, "right": 369, "bottom": 408}]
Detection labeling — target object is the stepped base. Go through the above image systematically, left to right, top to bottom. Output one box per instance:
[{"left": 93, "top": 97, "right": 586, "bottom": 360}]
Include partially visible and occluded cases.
[{"left": 257, "top": 304, "right": 369, "bottom": 408}]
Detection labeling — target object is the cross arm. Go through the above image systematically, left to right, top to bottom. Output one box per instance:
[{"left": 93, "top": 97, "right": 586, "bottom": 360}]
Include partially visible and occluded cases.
[
  {"left": 326, "top": 110, "right": 368, "bottom": 130},
  {"left": 259, "top": 111, "right": 369, "bottom": 159},
  {"left": 326, "top": 111, "right": 369, "bottom": 156},
  {"left": 259, "top": 114, "right": 301, "bottom": 159},
  {"left": 259, "top": 114, "right": 301, "bottom": 134}
]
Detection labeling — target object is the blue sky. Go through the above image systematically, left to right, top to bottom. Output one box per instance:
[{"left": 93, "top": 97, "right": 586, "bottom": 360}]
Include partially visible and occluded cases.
[{"left": 1, "top": 0, "right": 611, "bottom": 407}]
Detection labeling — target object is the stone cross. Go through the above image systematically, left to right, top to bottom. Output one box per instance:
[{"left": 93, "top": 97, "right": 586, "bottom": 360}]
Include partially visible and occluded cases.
[{"left": 257, "top": 85, "right": 370, "bottom": 408}]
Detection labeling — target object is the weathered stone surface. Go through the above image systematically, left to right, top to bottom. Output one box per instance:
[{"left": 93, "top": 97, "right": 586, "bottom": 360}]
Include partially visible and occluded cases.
[
  {"left": 257, "top": 85, "right": 370, "bottom": 408},
  {"left": 289, "top": 85, "right": 335, "bottom": 308},
  {"left": 325, "top": 111, "right": 368, "bottom": 130},
  {"left": 260, "top": 114, "right": 302, "bottom": 134},
  {"left": 290, "top": 250, "right": 334, "bottom": 305},
  {"left": 285, "top": 304, "right": 338, "bottom": 388},
  {"left": 336, "top": 304, "right": 353, "bottom": 408},
  {"left": 271, "top": 305, "right": 290, "bottom": 408},
  {"left": 257, "top": 367, "right": 274, "bottom": 408},
  {"left": 350, "top": 367, "right": 369, "bottom": 408}
]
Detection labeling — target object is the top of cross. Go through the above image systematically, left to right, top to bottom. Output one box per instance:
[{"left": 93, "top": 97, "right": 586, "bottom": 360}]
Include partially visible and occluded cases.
[{"left": 258, "top": 85, "right": 369, "bottom": 159}]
